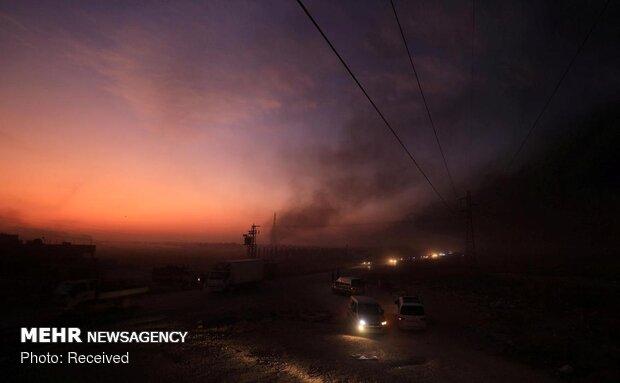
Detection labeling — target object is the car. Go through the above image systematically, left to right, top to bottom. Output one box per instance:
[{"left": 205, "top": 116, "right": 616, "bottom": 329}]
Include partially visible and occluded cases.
[
  {"left": 332, "top": 276, "right": 366, "bottom": 296},
  {"left": 347, "top": 296, "right": 387, "bottom": 334},
  {"left": 394, "top": 296, "right": 426, "bottom": 330}
]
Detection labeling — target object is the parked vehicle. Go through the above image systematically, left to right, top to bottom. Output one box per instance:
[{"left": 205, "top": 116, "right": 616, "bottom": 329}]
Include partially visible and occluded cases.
[
  {"left": 207, "top": 259, "right": 264, "bottom": 292},
  {"left": 331, "top": 276, "right": 365, "bottom": 296},
  {"left": 53, "top": 279, "right": 148, "bottom": 311},
  {"left": 347, "top": 295, "right": 387, "bottom": 333},
  {"left": 394, "top": 296, "right": 426, "bottom": 330}
]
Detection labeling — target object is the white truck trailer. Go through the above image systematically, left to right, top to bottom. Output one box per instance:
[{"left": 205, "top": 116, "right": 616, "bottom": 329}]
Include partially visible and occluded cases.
[{"left": 207, "top": 259, "right": 264, "bottom": 292}]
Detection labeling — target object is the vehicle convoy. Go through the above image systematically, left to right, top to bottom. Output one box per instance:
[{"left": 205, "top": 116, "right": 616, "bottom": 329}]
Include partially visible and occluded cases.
[
  {"left": 207, "top": 258, "right": 264, "bottom": 292},
  {"left": 332, "top": 276, "right": 366, "bottom": 296},
  {"left": 53, "top": 279, "right": 148, "bottom": 311},
  {"left": 347, "top": 295, "right": 387, "bottom": 333},
  {"left": 394, "top": 295, "right": 427, "bottom": 330}
]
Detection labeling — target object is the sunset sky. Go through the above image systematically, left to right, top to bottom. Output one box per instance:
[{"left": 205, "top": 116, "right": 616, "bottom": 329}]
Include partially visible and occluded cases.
[{"left": 1, "top": 0, "right": 617, "bottom": 242}]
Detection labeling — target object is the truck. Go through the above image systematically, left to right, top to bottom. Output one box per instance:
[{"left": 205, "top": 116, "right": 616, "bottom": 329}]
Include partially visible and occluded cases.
[
  {"left": 207, "top": 259, "right": 264, "bottom": 292},
  {"left": 53, "top": 279, "right": 149, "bottom": 311}
]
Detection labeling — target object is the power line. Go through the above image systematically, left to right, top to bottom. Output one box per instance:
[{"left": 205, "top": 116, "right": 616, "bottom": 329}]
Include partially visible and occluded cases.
[
  {"left": 295, "top": 0, "right": 454, "bottom": 213},
  {"left": 390, "top": 0, "right": 458, "bottom": 200},
  {"left": 469, "top": 0, "right": 475, "bottom": 187},
  {"left": 506, "top": 0, "right": 611, "bottom": 171}
]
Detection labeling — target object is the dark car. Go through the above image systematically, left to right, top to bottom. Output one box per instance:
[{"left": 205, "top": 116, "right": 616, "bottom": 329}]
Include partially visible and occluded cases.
[{"left": 347, "top": 295, "right": 387, "bottom": 333}]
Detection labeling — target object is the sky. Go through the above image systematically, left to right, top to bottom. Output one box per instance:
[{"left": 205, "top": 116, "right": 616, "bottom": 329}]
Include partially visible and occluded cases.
[{"left": 0, "top": 0, "right": 617, "bottom": 243}]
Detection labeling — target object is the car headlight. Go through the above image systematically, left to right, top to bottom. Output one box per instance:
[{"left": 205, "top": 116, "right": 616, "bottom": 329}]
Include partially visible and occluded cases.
[
  {"left": 358, "top": 319, "right": 366, "bottom": 331},
  {"left": 381, "top": 321, "right": 387, "bottom": 326}
]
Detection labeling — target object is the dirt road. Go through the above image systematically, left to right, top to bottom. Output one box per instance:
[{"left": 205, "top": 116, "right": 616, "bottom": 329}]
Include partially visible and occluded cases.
[{"left": 9, "top": 267, "right": 559, "bottom": 382}]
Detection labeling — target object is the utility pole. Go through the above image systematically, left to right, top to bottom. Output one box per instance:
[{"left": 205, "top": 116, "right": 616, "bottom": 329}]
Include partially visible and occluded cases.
[
  {"left": 461, "top": 190, "right": 477, "bottom": 263},
  {"left": 270, "top": 212, "right": 277, "bottom": 246},
  {"left": 243, "top": 224, "right": 260, "bottom": 258}
]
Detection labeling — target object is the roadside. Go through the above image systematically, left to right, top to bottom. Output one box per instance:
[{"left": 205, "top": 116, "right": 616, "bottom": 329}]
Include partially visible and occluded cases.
[
  {"left": 366, "top": 265, "right": 620, "bottom": 383},
  {"left": 6, "top": 266, "right": 617, "bottom": 382}
]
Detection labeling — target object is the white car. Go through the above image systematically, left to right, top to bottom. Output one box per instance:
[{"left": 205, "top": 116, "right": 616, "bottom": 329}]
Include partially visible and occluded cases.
[{"left": 394, "top": 296, "right": 426, "bottom": 330}]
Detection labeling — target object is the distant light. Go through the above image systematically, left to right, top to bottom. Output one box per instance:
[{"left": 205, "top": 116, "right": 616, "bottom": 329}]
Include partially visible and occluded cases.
[
  {"left": 431, "top": 253, "right": 438, "bottom": 259},
  {"left": 381, "top": 321, "right": 387, "bottom": 326}
]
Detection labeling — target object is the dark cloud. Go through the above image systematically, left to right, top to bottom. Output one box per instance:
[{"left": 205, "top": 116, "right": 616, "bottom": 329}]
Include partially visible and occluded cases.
[
  {"left": 1, "top": 0, "right": 617, "bottom": 246},
  {"left": 272, "top": 0, "right": 619, "bottom": 248}
]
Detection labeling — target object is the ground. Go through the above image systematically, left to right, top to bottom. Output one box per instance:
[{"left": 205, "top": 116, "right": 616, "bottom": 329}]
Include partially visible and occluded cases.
[{"left": 9, "top": 263, "right": 609, "bottom": 382}]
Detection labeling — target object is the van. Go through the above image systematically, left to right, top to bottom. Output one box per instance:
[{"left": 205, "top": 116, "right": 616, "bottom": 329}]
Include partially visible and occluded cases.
[
  {"left": 331, "top": 276, "right": 365, "bottom": 296},
  {"left": 347, "top": 295, "right": 387, "bottom": 333},
  {"left": 394, "top": 296, "right": 426, "bottom": 330}
]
